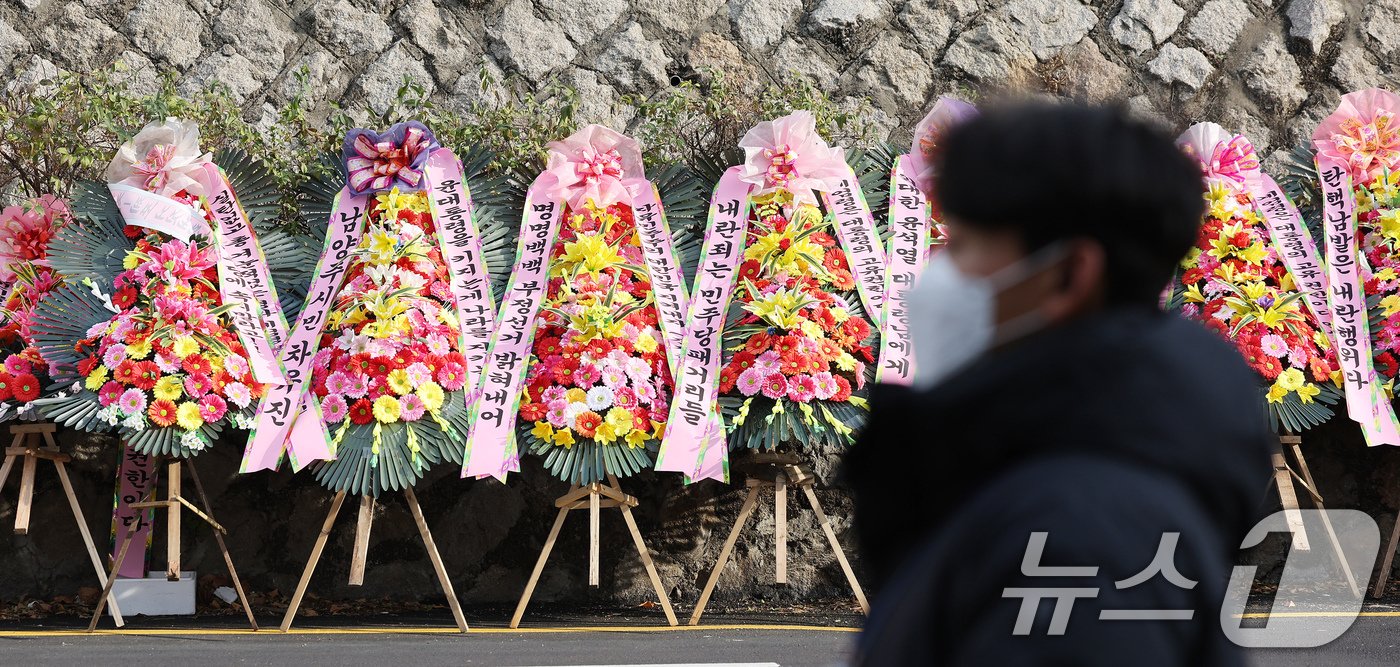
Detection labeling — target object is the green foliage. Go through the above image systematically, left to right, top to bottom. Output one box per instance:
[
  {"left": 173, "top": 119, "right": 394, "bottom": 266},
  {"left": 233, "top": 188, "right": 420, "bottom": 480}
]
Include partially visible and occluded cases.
[
  {"left": 0, "top": 62, "right": 879, "bottom": 226},
  {"left": 626, "top": 69, "right": 880, "bottom": 172}
]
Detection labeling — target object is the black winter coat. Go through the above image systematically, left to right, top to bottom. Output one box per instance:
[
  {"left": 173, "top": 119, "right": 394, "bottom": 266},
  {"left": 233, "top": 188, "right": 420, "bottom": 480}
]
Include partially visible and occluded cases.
[{"left": 845, "top": 308, "right": 1273, "bottom": 666}]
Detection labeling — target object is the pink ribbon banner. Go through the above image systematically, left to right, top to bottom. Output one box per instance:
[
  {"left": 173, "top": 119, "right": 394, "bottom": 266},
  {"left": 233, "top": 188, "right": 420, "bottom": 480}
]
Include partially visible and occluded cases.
[
  {"left": 423, "top": 149, "right": 496, "bottom": 400},
  {"left": 1317, "top": 155, "right": 1400, "bottom": 446},
  {"left": 875, "top": 156, "right": 929, "bottom": 386},
  {"left": 203, "top": 164, "right": 289, "bottom": 387},
  {"left": 825, "top": 164, "right": 887, "bottom": 326},
  {"left": 657, "top": 167, "right": 752, "bottom": 482},
  {"left": 1250, "top": 175, "right": 1332, "bottom": 333},
  {"left": 627, "top": 178, "right": 690, "bottom": 374},
  {"left": 461, "top": 181, "right": 561, "bottom": 481},
  {"left": 108, "top": 183, "right": 202, "bottom": 241},
  {"left": 242, "top": 190, "right": 369, "bottom": 472},
  {"left": 110, "top": 443, "right": 156, "bottom": 579}
]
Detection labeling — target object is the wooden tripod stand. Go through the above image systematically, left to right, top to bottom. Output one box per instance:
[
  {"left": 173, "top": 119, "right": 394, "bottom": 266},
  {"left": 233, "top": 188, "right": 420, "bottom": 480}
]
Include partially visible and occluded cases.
[
  {"left": 0, "top": 423, "right": 123, "bottom": 625},
  {"left": 1271, "top": 435, "right": 1360, "bottom": 598},
  {"left": 89, "top": 456, "right": 256, "bottom": 631},
  {"left": 689, "top": 456, "right": 868, "bottom": 625},
  {"left": 511, "top": 474, "right": 678, "bottom": 628},
  {"left": 281, "top": 487, "right": 468, "bottom": 632}
]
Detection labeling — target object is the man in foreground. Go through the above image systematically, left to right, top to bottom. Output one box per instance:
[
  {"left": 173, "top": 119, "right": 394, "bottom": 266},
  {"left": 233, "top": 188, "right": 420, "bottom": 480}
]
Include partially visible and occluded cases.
[{"left": 846, "top": 103, "right": 1273, "bottom": 665}]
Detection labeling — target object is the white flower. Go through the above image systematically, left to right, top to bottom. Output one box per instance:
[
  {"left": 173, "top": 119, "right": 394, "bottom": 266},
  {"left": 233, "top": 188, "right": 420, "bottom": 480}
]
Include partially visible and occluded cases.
[
  {"left": 585, "top": 386, "right": 614, "bottom": 411},
  {"left": 180, "top": 430, "right": 207, "bottom": 451}
]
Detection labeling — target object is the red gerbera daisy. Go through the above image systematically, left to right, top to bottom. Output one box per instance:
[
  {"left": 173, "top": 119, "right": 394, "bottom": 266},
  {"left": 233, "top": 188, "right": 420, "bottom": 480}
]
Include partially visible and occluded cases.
[
  {"left": 130, "top": 361, "right": 161, "bottom": 391},
  {"left": 11, "top": 374, "right": 40, "bottom": 402},
  {"left": 349, "top": 398, "right": 374, "bottom": 425}
]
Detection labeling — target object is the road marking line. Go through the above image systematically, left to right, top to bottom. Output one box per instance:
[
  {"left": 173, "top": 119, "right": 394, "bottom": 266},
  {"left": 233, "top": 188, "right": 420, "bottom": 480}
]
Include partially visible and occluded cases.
[
  {"left": 1236, "top": 611, "right": 1400, "bottom": 618},
  {"left": 0, "top": 623, "right": 861, "bottom": 638}
]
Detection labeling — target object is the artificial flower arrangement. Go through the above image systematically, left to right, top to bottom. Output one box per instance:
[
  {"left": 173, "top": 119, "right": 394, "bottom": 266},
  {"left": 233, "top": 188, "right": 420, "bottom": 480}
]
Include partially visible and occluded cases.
[
  {"left": 1308, "top": 88, "right": 1400, "bottom": 444},
  {"left": 876, "top": 97, "right": 977, "bottom": 387},
  {"left": 656, "top": 111, "right": 881, "bottom": 482},
  {"left": 30, "top": 119, "right": 303, "bottom": 456},
  {"left": 248, "top": 121, "right": 515, "bottom": 495},
  {"left": 1168, "top": 123, "right": 1341, "bottom": 433},
  {"left": 463, "top": 125, "right": 706, "bottom": 485},
  {"left": 0, "top": 195, "right": 69, "bottom": 419}
]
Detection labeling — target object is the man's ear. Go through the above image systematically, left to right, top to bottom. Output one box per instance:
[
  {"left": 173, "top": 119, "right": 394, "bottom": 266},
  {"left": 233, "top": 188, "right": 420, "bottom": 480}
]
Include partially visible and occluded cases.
[{"left": 1042, "top": 239, "right": 1106, "bottom": 322}]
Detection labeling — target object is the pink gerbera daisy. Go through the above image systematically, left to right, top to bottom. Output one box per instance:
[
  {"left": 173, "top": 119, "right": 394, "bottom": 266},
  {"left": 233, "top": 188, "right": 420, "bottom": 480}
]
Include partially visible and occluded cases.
[
  {"left": 737, "top": 367, "right": 765, "bottom": 397},
  {"left": 761, "top": 373, "right": 788, "bottom": 400},
  {"left": 787, "top": 374, "right": 817, "bottom": 402},
  {"left": 118, "top": 388, "right": 147, "bottom": 416},
  {"left": 321, "top": 394, "right": 348, "bottom": 423},
  {"left": 399, "top": 394, "right": 426, "bottom": 421}
]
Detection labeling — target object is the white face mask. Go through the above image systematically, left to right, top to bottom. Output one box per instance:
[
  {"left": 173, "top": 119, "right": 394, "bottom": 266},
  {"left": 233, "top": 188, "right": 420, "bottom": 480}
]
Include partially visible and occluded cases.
[{"left": 908, "top": 243, "right": 1069, "bottom": 390}]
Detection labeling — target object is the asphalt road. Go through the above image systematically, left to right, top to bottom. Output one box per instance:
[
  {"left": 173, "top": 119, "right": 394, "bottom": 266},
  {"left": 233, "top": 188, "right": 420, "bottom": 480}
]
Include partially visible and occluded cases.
[
  {"left": 2, "top": 610, "right": 1398, "bottom": 665},
  {"left": 0, "top": 625, "right": 856, "bottom": 667}
]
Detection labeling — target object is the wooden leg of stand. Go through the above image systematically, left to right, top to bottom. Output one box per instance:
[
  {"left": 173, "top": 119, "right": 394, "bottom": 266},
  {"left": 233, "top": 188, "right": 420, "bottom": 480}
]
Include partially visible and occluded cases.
[
  {"left": 1285, "top": 443, "right": 1361, "bottom": 598},
  {"left": 15, "top": 448, "right": 36, "bottom": 534},
  {"left": 1271, "top": 449, "right": 1309, "bottom": 551},
  {"left": 0, "top": 453, "right": 16, "bottom": 491},
  {"left": 53, "top": 459, "right": 124, "bottom": 626},
  {"left": 166, "top": 461, "right": 181, "bottom": 580},
  {"left": 186, "top": 463, "right": 257, "bottom": 630},
  {"left": 776, "top": 473, "right": 787, "bottom": 585},
  {"left": 689, "top": 484, "right": 761, "bottom": 626},
  {"left": 801, "top": 484, "right": 869, "bottom": 614},
  {"left": 589, "top": 485, "right": 600, "bottom": 587},
  {"left": 403, "top": 487, "right": 467, "bottom": 633},
  {"left": 281, "top": 491, "right": 346, "bottom": 632},
  {"left": 349, "top": 495, "right": 374, "bottom": 586},
  {"left": 619, "top": 504, "right": 678, "bottom": 626},
  {"left": 511, "top": 506, "right": 570, "bottom": 629},
  {"left": 1374, "top": 507, "right": 1400, "bottom": 598},
  {"left": 89, "top": 511, "right": 144, "bottom": 631}
]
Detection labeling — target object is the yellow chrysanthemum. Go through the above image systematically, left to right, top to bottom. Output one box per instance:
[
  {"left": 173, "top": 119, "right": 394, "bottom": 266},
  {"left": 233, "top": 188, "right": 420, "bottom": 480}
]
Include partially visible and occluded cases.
[
  {"left": 634, "top": 331, "right": 659, "bottom": 354},
  {"left": 172, "top": 336, "right": 199, "bottom": 360},
  {"left": 84, "top": 365, "right": 109, "bottom": 390},
  {"left": 387, "top": 368, "right": 412, "bottom": 395},
  {"left": 153, "top": 375, "right": 183, "bottom": 402},
  {"left": 417, "top": 381, "right": 445, "bottom": 411},
  {"left": 372, "top": 394, "right": 401, "bottom": 423},
  {"left": 176, "top": 402, "right": 204, "bottom": 431}
]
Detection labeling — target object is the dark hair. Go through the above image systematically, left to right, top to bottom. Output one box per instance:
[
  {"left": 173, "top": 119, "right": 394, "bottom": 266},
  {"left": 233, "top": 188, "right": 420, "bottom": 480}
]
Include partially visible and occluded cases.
[{"left": 934, "top": 102, "right": 1205, "bottom": 305}]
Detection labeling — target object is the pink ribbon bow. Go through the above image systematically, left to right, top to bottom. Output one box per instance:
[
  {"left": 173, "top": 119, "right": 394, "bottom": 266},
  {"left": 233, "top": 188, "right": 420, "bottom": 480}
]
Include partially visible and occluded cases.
[
  {"left": 1313, "top": 88, "right": 1400, "bottom": 183},
  {"left": 1178, "top": 123, "right": 1260, "bottom": 193},
  {"left": 344, "top": 124, "right": 435, "bottom": 195},
  {"left": 540, "top": 124, "right": 645, "bottom": 211},
  {"left": 1202, "top": 135, "right": 1261, "bottom": 192},
  {"left": 132, "top": 144, "right": 179, "bottom": 193}
]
